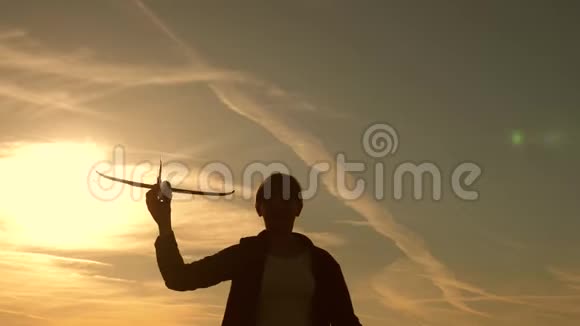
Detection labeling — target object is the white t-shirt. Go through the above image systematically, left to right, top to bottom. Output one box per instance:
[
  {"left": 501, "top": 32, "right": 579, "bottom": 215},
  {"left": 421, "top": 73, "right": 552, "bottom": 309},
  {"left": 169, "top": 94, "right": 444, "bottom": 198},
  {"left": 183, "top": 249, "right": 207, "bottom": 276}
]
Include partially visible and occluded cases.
[{"left": 256, "top": 251, "right": 315, "bottom": 326}]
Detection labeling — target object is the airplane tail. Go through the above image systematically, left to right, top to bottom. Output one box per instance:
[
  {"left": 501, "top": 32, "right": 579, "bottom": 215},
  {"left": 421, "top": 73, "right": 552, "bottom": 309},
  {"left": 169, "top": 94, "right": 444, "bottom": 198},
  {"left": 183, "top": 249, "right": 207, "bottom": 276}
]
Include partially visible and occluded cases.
[{"left": 157, "top": 160, "right": 162, "bottom": 185}]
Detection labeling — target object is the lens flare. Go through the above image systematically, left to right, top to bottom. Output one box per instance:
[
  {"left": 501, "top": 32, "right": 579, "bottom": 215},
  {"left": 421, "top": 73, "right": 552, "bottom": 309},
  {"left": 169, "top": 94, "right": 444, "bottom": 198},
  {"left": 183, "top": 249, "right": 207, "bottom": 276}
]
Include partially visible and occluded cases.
[{"left": 511, "top": 130, "right": 524, "bottom": 146}]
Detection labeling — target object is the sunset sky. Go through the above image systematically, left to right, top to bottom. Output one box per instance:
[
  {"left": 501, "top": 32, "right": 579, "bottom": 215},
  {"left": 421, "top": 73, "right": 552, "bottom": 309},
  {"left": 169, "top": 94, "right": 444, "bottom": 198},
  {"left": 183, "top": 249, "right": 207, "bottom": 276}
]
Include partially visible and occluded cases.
[{"left": 1, "top": 1, "right": 579, "bottom": 325}]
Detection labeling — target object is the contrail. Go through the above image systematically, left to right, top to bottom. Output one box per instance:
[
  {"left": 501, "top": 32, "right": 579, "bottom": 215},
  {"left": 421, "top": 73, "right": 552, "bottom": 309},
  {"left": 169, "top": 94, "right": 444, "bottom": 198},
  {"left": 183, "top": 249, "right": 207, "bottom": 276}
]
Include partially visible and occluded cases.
[
  {"left": 132, "top": 0, "right": 206, "bottom": 64},
  {"left": 0, "top": 34, "right": 250, "bottom": 120},
  {"left": 0, "top": 82, "right": 109, "bottom": 119},
  {"left": 0, "top": 250, "right": 112, "bottom": 266},
  {"left": 0, "top": 308, "right": 50, "bottom": 321}
]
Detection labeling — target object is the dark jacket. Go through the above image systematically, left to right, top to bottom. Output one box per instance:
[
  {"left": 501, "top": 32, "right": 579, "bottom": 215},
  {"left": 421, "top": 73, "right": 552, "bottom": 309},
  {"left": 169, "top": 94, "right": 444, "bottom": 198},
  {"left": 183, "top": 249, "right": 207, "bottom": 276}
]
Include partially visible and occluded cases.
[{"left": 155, "top": 229, "right": 362, "bottom": 326}]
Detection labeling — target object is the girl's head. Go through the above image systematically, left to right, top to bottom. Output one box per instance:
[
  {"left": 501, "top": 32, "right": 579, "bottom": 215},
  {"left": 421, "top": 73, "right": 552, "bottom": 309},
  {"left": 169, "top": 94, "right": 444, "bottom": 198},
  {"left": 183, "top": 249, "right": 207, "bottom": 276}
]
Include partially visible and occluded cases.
[{"left": 255, "top": 172, "right": 303, "bottom": 235}]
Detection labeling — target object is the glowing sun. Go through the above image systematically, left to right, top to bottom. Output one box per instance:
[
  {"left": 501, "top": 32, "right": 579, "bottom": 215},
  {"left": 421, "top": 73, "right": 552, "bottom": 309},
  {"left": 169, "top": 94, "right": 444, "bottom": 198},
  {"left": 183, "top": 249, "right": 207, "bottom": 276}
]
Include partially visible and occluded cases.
[{"left": 0, "top": 142, "right": 145, "bottom": 250}]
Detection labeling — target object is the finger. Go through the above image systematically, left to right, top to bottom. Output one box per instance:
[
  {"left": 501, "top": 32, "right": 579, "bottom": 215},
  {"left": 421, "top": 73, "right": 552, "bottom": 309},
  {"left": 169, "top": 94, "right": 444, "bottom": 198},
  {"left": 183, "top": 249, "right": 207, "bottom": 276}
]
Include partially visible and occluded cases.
[
  {"left": 147, "top": 183, "right": 161, "bottom": 196},
  {"left": 146, "top": 189, "right": 156, "bottom": 201},
  {"left": 146, "top": 190, "right": 161, "bottom": 205}
]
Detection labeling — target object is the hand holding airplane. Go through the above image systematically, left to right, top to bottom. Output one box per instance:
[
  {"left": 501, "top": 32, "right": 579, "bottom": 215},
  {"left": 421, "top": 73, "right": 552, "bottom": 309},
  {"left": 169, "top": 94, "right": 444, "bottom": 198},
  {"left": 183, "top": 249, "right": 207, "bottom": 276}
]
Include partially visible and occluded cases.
[{"left": 96, "top": 160, "right": 234, "bottom": 200}]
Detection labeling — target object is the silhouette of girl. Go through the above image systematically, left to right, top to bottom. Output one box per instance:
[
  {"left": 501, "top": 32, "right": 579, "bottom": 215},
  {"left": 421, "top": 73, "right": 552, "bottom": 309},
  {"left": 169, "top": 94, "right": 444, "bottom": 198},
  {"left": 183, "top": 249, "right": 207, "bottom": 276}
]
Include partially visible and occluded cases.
[{"left": 147, "top": 172, "right": 361, "bottom": 326}]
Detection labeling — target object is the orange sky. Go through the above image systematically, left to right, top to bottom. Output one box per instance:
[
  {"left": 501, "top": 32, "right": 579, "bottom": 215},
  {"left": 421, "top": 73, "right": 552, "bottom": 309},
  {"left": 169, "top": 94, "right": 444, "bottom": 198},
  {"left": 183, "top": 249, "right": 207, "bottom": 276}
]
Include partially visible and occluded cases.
[{"left": 1, "top": 1, "right": 579, "bottom": 325}]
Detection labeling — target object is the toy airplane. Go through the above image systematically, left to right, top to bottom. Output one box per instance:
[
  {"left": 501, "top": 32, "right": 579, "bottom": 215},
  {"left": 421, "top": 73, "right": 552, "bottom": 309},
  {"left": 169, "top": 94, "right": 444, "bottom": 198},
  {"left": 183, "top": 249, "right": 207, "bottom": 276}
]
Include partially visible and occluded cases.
[{"left": 96, "top": 160, "right": 234, "bottom": 200}]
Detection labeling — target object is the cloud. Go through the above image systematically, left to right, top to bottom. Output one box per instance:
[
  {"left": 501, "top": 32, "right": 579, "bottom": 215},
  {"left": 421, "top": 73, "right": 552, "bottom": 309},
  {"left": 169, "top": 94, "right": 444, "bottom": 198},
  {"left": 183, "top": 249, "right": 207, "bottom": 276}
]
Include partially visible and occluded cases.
[
  {"left": 0, "top": 23, "right": 339, "bottom": 129},
  {"left": 0, "top": 27, "right": 258, "bottom": 123},
  {"left": 0, "top": 29, "right": 28, "bottom": 40},
  {"left": 0, "top": 39, "right": 247, "bottom": 86},
  {"left": 0, "top": 80, "right": 106, "bottom": 118},
  {"left": 335, "top": 220, "right": 371, "bottom": 227},
  {"left": 295, "top": 229, "right": 347, "bottom": 248},
  {"left": 0, "top": 249, "right": 223, "bottom": 325},
  {"left": 0, "top": 250, "right": 110, "bottom": 267},
  {"left": 367, "top": 259, "right": 580, "bottom": 326},
  {"left": 371, "top": 259, "right": 446, "bottom": 319},
  {"left": 548, "top": 266, "right": 580, "bottom": 291},
  {"left": 0, "top": 308, "right": 49, "bottom": 321}
]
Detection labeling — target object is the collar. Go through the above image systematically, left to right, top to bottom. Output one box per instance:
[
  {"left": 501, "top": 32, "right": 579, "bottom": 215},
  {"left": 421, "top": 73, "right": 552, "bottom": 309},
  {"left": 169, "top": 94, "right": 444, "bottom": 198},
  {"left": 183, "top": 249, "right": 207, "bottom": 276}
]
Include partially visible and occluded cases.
[{"left": 256, "top": 229, "right": 315, "bottom": 250}]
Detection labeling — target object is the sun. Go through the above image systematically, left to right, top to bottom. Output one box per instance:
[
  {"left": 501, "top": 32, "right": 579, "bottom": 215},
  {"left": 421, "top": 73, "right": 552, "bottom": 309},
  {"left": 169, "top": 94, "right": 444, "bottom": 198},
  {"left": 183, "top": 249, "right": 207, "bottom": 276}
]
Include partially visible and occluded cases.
[{"left": 0, "top": 142, "right": 145, "bottom": 251}]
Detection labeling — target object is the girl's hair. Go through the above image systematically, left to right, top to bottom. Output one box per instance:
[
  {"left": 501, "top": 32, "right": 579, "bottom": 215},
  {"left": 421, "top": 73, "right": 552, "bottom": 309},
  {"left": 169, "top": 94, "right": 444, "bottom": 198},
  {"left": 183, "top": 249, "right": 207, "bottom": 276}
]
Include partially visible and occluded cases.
[{"left": 255, "top": 172, "right": 303, "bottom": 206}]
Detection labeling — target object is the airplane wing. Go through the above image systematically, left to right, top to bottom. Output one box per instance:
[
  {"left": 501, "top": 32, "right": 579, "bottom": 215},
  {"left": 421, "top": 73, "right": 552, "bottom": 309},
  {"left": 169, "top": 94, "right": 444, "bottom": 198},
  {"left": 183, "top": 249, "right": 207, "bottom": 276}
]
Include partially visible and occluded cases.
[
  {"left": 96, "top": 171, "right": 154, "bottom": 188},
  {"left": 96, "top": 171, "right": 234, "bottom": 196},
  {"left": 171, "top": 186, "right": 234, "bottom": 196}
]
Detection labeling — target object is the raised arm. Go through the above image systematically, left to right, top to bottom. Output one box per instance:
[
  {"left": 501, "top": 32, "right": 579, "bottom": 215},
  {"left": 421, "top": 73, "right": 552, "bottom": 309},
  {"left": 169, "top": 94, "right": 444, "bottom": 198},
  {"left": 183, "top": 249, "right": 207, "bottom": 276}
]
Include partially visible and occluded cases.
[
  {"left": 147, "top": 185, "right": 240, "bottom": 291},
  {"left": 155, "top": 231, "right": 240, "bottom": 291}
]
